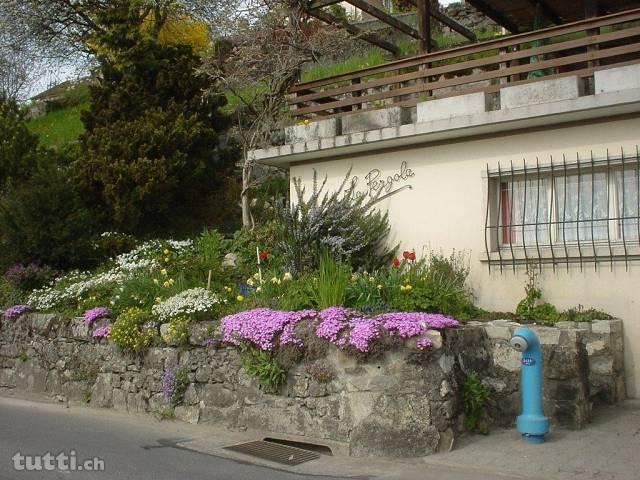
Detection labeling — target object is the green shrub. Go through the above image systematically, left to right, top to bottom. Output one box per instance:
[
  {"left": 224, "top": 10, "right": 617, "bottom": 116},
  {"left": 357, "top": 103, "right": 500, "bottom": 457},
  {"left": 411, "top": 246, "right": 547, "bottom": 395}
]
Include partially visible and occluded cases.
[
  {"left": 0, "top": 96, "right": 40, "bottom": 187},
  {"left": 0, "top": 150, "right": 98, "bottom": 269},
  {"left": 275, "top": 170, "right": 395, "bottom": 274},
  {"left": 313, "top": 251, "right": 351, "bottom": 309},
  {"left": 381, "top": 251, "right": 474, "bottom": 317},
  {"left": 515, "top": 265, "right": 559, "bottom": 324},
  {"left": 346, "top": 272, "right": 384, "bottom": 313},
  {"left": 274, "top": 275, "right": 315, "bottom": 311},
  {"left": 0, "top": 277, "right": 23, "bottom": 309},
  {"left": 559, "top": 306, "right": 612, "bottom": 322},
  {"left": 110, "top": 307, "right": 156, "bottom": 354},
  {"left": 162, "top": 316, "right": 191, "bottom": 346},
  {"left": 240, "top": 343, "right": 287, "bottom": 392},
  {"left": 462, "top": 371, "right": 490, "bottom": 434}
]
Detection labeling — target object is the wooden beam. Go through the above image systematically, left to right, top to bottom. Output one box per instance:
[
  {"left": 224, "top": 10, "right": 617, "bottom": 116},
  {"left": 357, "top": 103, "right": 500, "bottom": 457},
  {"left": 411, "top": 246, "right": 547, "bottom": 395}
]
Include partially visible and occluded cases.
[
  {"left": 307, "top": 0, "right": 341, "bottom": 10},
  {"left": 342, "top": 0, "right": 422, "bottom": 39},
  {"left": 406, "top": 0, "right": 476, "bottom": 40},
  {"left": 417, "top": 0, "right": 432, "bottom": 52},
  {"left": 465, "top": 0, "right": 521, "bottom": 33},
  {"left": 525, "top": 0, "right": 563, "bottom": 25},
  {"left": 584, "top": 0, "right": 599, "bottom": 18},
  {"left": 306, "top": 7, "right": 401, "bottom": 55},
  {"left": 431, "top": 8, "right": 477, "bottom": 41}
]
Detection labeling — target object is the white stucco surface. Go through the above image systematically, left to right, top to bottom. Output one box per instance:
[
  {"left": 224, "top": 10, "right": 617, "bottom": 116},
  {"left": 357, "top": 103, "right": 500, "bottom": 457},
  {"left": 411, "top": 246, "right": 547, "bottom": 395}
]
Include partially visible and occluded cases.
[{"left": 288, "top": 117, "right": 640, "bottom": 397}]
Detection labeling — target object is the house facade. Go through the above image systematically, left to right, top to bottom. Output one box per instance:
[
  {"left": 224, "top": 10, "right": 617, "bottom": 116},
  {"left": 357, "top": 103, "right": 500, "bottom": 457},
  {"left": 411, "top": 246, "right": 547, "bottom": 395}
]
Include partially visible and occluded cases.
[{"left": 252, "top": 9, "right": 640, "bottom": 397}]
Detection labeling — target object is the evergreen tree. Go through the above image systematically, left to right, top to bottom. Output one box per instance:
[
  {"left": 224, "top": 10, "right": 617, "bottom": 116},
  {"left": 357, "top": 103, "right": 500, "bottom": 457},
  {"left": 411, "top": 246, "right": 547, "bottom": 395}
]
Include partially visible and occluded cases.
[{"left": 77, "top": 1, "right": 236, "bottom": 235}]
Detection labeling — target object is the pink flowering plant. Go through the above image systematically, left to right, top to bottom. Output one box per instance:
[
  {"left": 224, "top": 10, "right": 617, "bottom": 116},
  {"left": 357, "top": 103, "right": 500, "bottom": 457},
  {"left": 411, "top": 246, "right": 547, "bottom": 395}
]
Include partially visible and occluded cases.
[
  {"left": 2, "top": 304, "right": 32, "bottom": 319},
  {"left": 83, "top": 307, "right": 112, "bottom": 326},
  {"left": 221, "top": 307, "right": 458, "bottom": 355},
  {"left": 91, "top": 324, "right": 112, "bottom": 339}
]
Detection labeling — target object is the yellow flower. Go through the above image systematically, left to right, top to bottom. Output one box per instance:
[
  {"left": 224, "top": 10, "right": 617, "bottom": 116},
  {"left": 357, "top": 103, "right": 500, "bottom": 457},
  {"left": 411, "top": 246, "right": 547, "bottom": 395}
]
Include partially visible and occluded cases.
[
  {"left": 303, "top": 119, "right": 310, "bottom": 125},
  {"left": 163, "top": 249, "right": 169, "bottom": 255},
  {"left": 164, "top": 257, "right": 170, "bottom": 263},
  {"left": 160, "top": 269, "right": 168, "bottom": 276},
  {"left": 283, "top": 272, "right": 293, "bottom": 282},
  {"left": 271, "top": 276, "right": 279, "bottom": 284},
  {"left": 168, "top": 278, "right": 174, "bottom": 286},
  {"left": 246, "top": 278, "right": 255, "bottom": 286},
  {"left": 153, "top": 279, "right": 159, "bottom": 285},
  {"left": 163, "top": 281, "right": 171, "bottom": 288},
  {"left": 377, "top": 284, "right": 383, "bottom": 290},
  {"left": 404, "top": 284, "right": 413, "bottom": 291},
  {"left": 400, "top": 285, "right": 406, "bottom": 292},
  {"left": 256, "top": 286, "right": 262, "bottom": 293},
  {"left": 236, "top": 295, "right": 244, "bottom": 302},
  {"left": 155, "top": 297, "right": 162, "bottom": 304}
]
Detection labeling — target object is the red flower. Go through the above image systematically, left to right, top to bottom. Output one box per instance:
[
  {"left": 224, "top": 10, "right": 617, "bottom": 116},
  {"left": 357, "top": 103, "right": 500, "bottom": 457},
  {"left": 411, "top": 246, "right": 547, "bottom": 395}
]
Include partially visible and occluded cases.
[
  {"left": 259, "top": 250, "right": 269, "bottom": 261},
  {"left": 402, "top": 250, "right": 416, "bottom": 261},
  {"left": 392, "top": 257, "right": 400, "bottom": 267}
]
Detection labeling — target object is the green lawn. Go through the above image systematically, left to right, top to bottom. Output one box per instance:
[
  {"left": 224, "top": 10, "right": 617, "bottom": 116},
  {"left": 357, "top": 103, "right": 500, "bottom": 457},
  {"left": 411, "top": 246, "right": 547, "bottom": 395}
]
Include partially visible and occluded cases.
[{"left": 27, "top": 102, "right": 88, "bottom": 148}]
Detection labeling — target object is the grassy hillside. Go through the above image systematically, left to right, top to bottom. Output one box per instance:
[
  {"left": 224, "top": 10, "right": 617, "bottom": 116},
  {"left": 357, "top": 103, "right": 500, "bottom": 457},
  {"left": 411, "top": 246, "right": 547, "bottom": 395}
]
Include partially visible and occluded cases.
[{"left": 27, "top": 84, "right": 90, "bottom": 148}]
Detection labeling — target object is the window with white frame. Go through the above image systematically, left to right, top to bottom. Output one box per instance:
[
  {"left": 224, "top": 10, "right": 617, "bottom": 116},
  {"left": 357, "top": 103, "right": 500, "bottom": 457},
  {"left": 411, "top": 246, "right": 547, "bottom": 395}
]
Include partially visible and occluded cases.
[{"left": 485, "top": 151, "right": 640, "bottom": 270}]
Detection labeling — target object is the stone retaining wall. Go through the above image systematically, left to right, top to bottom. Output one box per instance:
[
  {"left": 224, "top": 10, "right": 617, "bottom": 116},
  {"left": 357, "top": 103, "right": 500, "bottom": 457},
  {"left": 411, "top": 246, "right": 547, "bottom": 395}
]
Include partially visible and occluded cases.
[{"left": 0, "top": 314, "right": 624, "bottom": 457}]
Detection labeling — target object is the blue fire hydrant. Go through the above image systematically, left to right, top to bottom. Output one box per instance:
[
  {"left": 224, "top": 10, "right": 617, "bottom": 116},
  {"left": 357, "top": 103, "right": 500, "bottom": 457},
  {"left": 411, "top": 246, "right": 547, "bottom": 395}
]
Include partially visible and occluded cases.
[{"left": 510, "top": 327, "right": 550, "bottom": 444}]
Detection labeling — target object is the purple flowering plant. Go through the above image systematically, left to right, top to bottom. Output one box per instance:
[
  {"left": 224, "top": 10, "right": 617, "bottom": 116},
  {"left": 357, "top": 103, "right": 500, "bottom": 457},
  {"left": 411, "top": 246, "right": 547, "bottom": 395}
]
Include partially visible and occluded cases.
[
  {"left": 2, "top": 305, "right": 32, "bottom": 319},
  {"left": 83, "top": 307, "right": 112, "bottom": 327},
  {"left": 221, "top": 307, "right": 458, "bottom": 354},
  {"left": 91, "top": 324, "right": 112, "bottom": 339},
  {"left": 161, "top": 367, "right": 189, "bottom": 406}
]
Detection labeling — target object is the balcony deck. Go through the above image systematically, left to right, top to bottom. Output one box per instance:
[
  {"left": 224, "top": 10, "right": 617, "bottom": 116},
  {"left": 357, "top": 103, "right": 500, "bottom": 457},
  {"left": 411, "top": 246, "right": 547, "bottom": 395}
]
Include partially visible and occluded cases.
[{"left": 288, "top": 8, "right": 640, "bottom": 122}]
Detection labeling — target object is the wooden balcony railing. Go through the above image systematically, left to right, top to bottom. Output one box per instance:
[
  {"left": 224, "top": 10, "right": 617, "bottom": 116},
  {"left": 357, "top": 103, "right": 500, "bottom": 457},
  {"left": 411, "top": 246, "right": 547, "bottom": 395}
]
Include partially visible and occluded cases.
[{"left": 289, "top": 8, "right": 640, "bottom": 121}]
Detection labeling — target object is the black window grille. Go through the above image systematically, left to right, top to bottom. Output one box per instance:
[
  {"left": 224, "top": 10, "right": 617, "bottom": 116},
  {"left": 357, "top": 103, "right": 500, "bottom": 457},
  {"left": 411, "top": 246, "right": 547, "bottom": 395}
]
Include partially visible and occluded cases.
[{"left": 484, "top": 147, "right": 640, "bottom": 273}]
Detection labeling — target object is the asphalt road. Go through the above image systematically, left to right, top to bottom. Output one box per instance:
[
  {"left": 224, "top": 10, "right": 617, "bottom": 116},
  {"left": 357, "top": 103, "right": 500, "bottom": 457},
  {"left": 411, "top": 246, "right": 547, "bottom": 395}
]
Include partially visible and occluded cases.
[
  {"left": 0, "top": 396, "right": 532, "bottom": 480},
  {"left": 0, "top": 397, "right": 348, "bottom": 480}
]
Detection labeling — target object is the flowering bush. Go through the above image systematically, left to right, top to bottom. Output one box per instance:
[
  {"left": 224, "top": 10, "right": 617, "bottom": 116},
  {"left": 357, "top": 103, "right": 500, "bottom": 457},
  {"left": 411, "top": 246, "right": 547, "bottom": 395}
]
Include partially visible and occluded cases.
[
  {"left": 27, "top": 239, "right": 195, "bottom": 313},
  {"left": 4, "top": 264, "right": 55, "bottom": 291},
  {"left": 152, "top": 288, "right": 221, "bottom": 322},
  {"left": 2, "top": 304, "right": 32, "bottom": 319},
  {"left": 83, "top": 307, "right": 112, "bottom": 326},
  {"left": 110, "top": 307, "right": 156, "bottom": 354},
  {"left": 221, "top": 307, "right": 458, "bottom": 354},
  {"left": 222, "top": 308, "right": 316, "bottom": 351},
  {"left": 162, "top": 316, "right": 190, "bottom": 346},
  {"left": 91, "top": 324, "right": 112, "bottom": 339},
  {"left": 162, "top": 367, "right": 190, "bottom": 406}
]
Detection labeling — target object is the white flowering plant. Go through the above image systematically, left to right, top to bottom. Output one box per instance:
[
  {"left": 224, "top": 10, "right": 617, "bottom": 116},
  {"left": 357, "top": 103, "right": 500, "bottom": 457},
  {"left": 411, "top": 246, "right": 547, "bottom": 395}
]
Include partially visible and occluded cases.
[
  {"left": 27, "top": 239, "right": 196, "bottom": 315},
  {"left": 152, "top": 288, "right": 222, "bottom": 322}
]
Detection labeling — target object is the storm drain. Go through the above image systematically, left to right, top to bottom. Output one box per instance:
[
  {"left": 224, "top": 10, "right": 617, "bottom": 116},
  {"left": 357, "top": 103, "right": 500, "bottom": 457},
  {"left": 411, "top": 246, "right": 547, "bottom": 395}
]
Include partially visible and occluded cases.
[{"left": 224, "top": 440, "right": 320, "bottom": 466}]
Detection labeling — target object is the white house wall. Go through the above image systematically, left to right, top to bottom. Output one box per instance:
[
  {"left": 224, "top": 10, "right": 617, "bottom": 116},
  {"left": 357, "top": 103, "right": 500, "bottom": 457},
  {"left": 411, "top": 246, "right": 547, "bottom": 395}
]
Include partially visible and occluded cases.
[{"left": 289, "top": 116, "right": 640, "bottom": 397}]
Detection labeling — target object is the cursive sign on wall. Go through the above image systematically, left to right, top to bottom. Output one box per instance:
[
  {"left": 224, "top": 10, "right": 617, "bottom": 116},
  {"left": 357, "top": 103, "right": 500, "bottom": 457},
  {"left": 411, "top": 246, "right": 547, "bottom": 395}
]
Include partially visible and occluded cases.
[{"left": 351, "top": 161, "right": 415, "bottom": 201}]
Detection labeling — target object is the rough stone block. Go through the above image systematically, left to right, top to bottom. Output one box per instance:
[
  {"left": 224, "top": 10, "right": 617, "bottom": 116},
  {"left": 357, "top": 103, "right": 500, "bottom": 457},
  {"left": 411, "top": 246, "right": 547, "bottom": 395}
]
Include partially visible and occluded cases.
[
  {"left": 595, "top": 64, "right": 640, "bottom": 94},
  {"left": 500, "top": 76, "right": 581, "bottom": 109},
  {"left": 417, "top": 92, "right": 488, "bottom": 123},
  {"left": 342, "top": 107, "right": 411, "bottom": 135},
  {"left": 285, "top": 118, "right": 340, "bottom": 144},
  {"left": 30, "top": 314, "right": 61, "bottom": 336},
  {"left": 69, "top": 317, "right": 90, "bottom": 339},
  {"left": 592, "top": 319, "right": 622, "bottom": 335},
  {"left": 188, "top": 321, "right": 218, "bottom": 347},
  {"left": 484, "top": 325, "right": 511, "bottom": 340},
  {"left": 530, "top": 326, "right": 561, "bottom": 345},
  {"left": 492, "top": 342, "right": 521, "bottom": 372},
  {"left": 590, "top": 356, "right": 614, "bottom": 375},
  {"left": 175, "top": 405, "right": 201, "bottom": 424}
]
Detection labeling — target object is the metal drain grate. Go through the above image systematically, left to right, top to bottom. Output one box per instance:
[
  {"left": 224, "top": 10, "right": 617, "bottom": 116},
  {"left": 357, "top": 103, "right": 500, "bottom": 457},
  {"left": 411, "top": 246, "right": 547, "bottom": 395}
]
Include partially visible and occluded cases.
[{"left": 224, "top": 440, "right": 320, "bottom": 466}]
